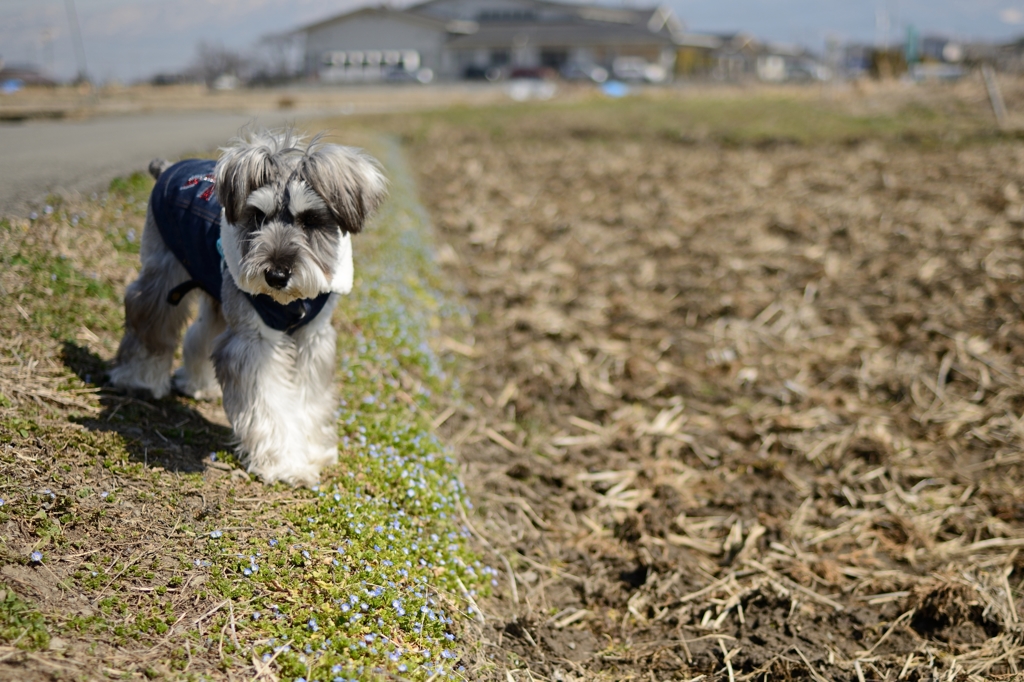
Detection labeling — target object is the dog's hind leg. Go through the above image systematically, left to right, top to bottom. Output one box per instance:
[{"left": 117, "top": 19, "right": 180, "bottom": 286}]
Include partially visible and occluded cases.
[
  {"left": 109, "top": 212, "right": 193, "bottom": 399},
  {"left": 174, "top": 294, "right": 226, "bottom": 400}
]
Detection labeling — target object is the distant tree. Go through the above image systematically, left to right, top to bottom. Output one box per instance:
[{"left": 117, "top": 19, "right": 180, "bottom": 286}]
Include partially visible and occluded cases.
[
  {"left": 248, "top": 34, "right": 303, "bottom": 86},
  {"left": 189, "top": 40, "right": 246, "bottom": 86}
]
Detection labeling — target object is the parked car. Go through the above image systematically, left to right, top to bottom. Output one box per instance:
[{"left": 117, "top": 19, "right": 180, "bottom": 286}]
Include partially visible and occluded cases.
[
  {"left": 612, "top": 57, "right": 668, "bottom": 83},
  {"left": 559, "top": 61, "right": 609, "bottom": 83},
  {"left": 463, "top": 65, "right": 507, "bottom": 81},
  {"left": 384, "top": 66, "right": 434, "bottom": 83},
  {"left": 508, "top": 66, "right": 557, "bottom": 80},
  {"left": 211, "top": 73, "right": 239, "bottom": 91}
]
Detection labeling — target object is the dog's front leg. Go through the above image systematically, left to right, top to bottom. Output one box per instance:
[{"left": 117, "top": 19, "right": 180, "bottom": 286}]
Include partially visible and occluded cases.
[
  {"left": 212, "top": 284, "right": 334, "bottom": 486},
  {"left": 174, "top": 294, "right": 226, "bottom": 400},
  {"left": 291, "top": 295, "right": 341, "bottom": 473}
]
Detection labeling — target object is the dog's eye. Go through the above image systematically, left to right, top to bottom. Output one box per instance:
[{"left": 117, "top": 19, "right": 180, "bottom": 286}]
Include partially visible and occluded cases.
[
  {"left": 249, "top": 208, "right": 266, "bottom": 224},
  {"left": 295, "top": 209, "right": 332, "bottom": 229}
]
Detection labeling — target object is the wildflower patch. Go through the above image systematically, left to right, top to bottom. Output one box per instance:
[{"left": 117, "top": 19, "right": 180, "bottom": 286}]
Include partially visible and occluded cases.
[{"left": 178, "top": 137, "right": 489, "bottom": 680}]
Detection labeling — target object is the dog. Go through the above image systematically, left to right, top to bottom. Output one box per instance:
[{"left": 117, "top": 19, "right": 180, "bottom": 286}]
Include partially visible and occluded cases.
[{"left": 109, "top": 129, "right": 387, "bottom": 486}]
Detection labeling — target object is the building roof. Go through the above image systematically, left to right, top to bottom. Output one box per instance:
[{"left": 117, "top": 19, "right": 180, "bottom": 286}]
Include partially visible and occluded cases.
[
  {"left": 293, "top": 0, "right": 683, "bottom": 44},
  {"left": 292, "top": 5, "right": 449, "bottom": 35},
  {"left": 443, "top": 21, "right": 675, "bottom": 49}
]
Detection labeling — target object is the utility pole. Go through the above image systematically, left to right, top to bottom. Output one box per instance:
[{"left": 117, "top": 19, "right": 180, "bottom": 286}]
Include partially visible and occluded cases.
[
  {"left": 64, "top": 0, "right": 89, "bottom": 83},
  {"left": 876, "top": 8, "right": 889, "bottom": 49},
  {"left": 41, "top": 28, "right": 55, "bottom": 76}
]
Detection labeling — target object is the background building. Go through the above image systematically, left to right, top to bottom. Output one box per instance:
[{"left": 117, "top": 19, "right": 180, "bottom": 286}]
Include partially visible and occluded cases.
[{"left": 294, "top": 0, "right": 683, "bottom": 82}]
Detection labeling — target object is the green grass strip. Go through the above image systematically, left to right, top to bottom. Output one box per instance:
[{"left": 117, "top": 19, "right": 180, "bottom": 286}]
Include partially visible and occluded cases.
[{"left": 196, "top": 136, "right": 488, "bottom": 681}]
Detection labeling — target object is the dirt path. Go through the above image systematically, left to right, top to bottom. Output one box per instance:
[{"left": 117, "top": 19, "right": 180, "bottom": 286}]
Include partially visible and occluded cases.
[
  {"left": 0, "top": 82, "right": 516, "bottom": 217},
  {"left": 0, "top": 110, "right": 326, "bottom": 217},
  {"left": 408, "top": 113, "right": 1024, "bottom": 680}
]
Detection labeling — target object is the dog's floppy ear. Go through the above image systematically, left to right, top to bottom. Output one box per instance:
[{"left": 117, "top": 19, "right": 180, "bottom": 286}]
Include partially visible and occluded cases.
[
  {"left": 215, "top": 137, "right": 278, "bottom": 225},
  {"left": 300, "top": 145, "right": 387, "bottom": 234}
]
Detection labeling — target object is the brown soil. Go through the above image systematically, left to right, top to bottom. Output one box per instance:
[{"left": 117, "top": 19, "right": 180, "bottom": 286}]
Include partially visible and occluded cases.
[{"left": 409, "top": 111, "right": 1024, "bottom": 679}]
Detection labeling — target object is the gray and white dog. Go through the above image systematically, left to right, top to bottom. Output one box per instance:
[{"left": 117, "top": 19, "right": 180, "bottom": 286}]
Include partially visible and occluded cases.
[{"left": 109, "top": 129, "right": 387, "bottom": 486}]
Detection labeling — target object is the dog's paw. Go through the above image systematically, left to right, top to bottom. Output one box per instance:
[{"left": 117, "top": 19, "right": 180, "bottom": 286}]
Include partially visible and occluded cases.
[
  {"left": 108, "top": 365, "right": 171, "bottom": 400},
  {"left": 172, "top": 368, "right": 223, "bottom": 401},
  {"left": 103, "top": 381, "right": 163, "bottom": 402},
  {"left": 308, "top": 446, "right": 338, "bottom": 470},
  {"left": 249, "top": 461, "right": 322, "bottom": 488}
]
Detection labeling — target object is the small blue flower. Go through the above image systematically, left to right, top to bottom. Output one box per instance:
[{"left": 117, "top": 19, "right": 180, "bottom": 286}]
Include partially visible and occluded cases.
[
  {"left": 210, "top": 530, "right": 223, "bottom": 539},
  {"left": 29, "top": 551, "right": 42, "bottom": 563},
  {"left": 308, "top": 618, "right": 318, "bottom": 632}
]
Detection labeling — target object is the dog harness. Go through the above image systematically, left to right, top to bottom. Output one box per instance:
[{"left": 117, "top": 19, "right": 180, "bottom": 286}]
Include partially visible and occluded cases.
[{"left": 150, "top": 159, "right": 331, "bottom": 334}]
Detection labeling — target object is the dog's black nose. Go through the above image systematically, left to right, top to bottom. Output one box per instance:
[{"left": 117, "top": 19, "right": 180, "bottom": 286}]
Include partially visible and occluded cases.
[{"left": 265, "top": 267, "right": 290, "bottom": 289}]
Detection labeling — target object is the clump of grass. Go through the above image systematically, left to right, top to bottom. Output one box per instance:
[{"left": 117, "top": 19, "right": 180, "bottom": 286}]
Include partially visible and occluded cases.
[
  {"left": 107, "top": 170, "right": 151, "bottom": 198},
  {"left": 0, "top": 173, "right": 150, "bottom": 344},
  {"left": 0, "top": 586, "right": 50, "bottom": 651}
]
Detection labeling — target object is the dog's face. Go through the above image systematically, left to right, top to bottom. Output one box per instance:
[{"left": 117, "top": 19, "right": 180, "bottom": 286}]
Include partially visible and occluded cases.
[{"left": 214, "top": 131, "right": 387, "bottom": 303}]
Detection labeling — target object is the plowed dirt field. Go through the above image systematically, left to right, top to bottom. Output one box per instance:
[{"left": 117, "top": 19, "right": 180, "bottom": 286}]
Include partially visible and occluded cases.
[{"left": 405, "top": 89, "right": 1024, "bottom": 680}]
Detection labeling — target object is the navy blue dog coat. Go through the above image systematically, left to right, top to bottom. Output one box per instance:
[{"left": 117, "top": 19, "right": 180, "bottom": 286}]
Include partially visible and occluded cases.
[{"left": 150, "top": 159, "right": 331, "bottom": 334}]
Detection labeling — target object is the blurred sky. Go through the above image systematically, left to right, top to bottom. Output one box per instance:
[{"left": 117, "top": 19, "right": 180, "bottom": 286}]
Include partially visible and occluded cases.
[{"left": 1, "top": 0, "right": 1022, "bottom": 83}]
